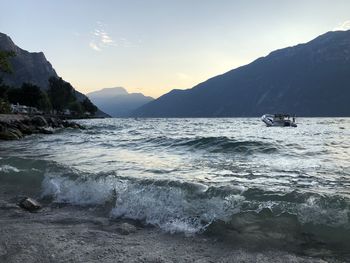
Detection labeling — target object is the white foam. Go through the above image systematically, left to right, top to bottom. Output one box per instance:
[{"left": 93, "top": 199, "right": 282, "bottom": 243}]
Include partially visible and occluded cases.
[
  {"left": 0, "top": 165, "right": 20, "bottom": 173},
  {"left": 41, "top": 173, "right": 246, "bottom": 234},
  {"left": 41, "top": 175, "right": 115, "bottom": 205},
  {"left": 111, "top": 181, "right": 245, "bottom": 234},
  {"left": 297, "top": 196, "right": 349, "bottom": 227}
]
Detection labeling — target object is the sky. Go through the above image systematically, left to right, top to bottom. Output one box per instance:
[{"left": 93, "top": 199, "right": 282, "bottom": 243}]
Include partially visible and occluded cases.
[{"left": 1, "top": 0, "right": 350, "bottom": 98}]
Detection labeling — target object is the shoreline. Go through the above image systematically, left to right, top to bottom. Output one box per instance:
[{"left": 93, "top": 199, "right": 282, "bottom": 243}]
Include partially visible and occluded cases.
[
  {"left": 0, "top": 114, "right": 84, "bottom": 140},
  {"left": 0, "top": 182, "right": 344, "bottom": 263},
  {"left": 0, "top": 197, "right": 341, "bottom": 263}
]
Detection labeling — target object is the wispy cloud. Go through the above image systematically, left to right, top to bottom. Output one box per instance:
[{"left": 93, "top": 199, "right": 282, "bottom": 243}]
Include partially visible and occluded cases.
[
  {"left": 333, "top": 20, "right": 350, "bottom": 31},
  {"left": 89, "top": 22, "right": 139, "bottom": 52},
  {"left": 89, "top": 22, "right": 116, "bottom": 52},
  {"left": 89, "top": 42, "right": 102, "bottom": 52}
]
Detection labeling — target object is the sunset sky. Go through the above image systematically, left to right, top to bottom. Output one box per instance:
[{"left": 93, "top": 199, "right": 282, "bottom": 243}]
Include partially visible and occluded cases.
[{"left": 1, "top": 0, "right": 350, "bottom": 98}]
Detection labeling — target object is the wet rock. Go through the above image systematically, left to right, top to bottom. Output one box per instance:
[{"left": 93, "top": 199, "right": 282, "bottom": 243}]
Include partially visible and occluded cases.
[
  {"left": 0, "top": 114, "right": 85, "bottom": 140},
  {"left": 31, "top": 116, "right": 48, "bottom": 127},
  {"left": 47, "top": 117, "right": 58, "bottom": 127},
  {"left": 62, "top": 121, "right": 85, "bottom": 129},
  {"left": 16, "top": 123, "right": 34, "bottom": 135},
  {"left": 8, "top": 127, "right": 23, "bottom": 138},
  {"left": 38, "top": 127, "right": 54, "bottom": 134},
  {"left": 0, "top": 128, "right": 20, "bottom": 140},
  {"left": 18, "top": 197, "right": 42, "bottom": 212},
  {"left": 116, "top": 223, "right": 137, "bottom": 235}
]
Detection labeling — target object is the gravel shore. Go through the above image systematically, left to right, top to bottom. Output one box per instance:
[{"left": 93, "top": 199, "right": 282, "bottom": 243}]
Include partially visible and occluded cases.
[{"left": 0, "top": 183, "right": 343, "bottom": 263}]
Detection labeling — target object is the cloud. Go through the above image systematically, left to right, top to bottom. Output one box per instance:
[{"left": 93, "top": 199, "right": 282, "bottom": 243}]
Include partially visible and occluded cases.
[
  {"left": 333, "top": 20, "right": 350, "bottom": 31},
  {"left": 89, "top": 22, "right": 140, "bottom": 51},
  {"left": 89, "top": 23, "right": 116, "bottom": 52},
  {"left": 89, "top": 42, "right": 102, "bottom": 52}
]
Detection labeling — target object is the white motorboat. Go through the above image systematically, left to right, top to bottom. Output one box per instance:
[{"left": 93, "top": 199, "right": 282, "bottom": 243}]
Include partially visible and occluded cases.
[{"left": 261, "top": 114, "right": 297, "bottom": 127}]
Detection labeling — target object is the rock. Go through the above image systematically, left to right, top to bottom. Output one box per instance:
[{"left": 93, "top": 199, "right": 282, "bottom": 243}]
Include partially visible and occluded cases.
[
  {"left": 31, "top": 116, "right": 48, "bottom": 127},
  {"left": 47, "top": 117, "right": 60, "bottom": 128},
  {"left": 62, "top": 121, "right": 85, "bottom": 129},
  {"left": 16, "top": 123, "right": 34, "bottom": 135},
  {"left": 8, "top": 127, "right": 23, "bottom": 138},
  {"left": 39, "top": 127, "right": 54, "bottom": 134},
  {"left": 0, "top": 129, "right": 20, "bottom": 140},
  {"left": 18, "top": 197, "right": 42, "bottom": 212},
  {"left": 116, "top": 223, "right": 137, "bottom": 235}
]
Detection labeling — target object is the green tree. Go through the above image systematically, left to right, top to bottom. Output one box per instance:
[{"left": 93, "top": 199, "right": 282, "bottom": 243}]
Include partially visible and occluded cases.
[
  {"left": 0, "top": 50, "right": 15, "bottom": 73},
  {"left": 0, "top": 50, "right": 15, "bottom": 113},
  {"left": 48, "top": 77, "right": 76, "bottom": 111},
  {"left": 0, "top": 78, "right": 10, "bottom": 99},
  {"left": 6, "top": 83, "right": 51, "bottom": 112},
  {"left": 0, "top": 98, "right": 11, "bottom": 113},
  {"left": 81, "top": 98, "right": 97, "bottom": 114},
  {"left": 68, "top": 101, "right": 83, "bottom": 115}
]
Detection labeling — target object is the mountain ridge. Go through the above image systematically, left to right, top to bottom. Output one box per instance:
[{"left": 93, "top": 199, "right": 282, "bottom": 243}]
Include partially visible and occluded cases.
[
  {"left": 133, "top": 30, "right": 350, "bottom": 117},
  {"left": 0, "top": 32, "right": 109, "bottom": 117},
  {"left": 87, "top": 87, "right": 153, "bottom": 117}
]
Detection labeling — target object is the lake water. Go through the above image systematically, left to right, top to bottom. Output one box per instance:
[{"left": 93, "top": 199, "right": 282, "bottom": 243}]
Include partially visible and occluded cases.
[{"left": 1, "top": 118, "right": 349, "bottom": 257}]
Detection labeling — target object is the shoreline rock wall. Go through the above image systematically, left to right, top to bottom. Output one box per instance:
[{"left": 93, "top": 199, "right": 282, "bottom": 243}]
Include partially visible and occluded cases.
[{"left": 0, "top": 114, "right": 84, "bottom": 140}]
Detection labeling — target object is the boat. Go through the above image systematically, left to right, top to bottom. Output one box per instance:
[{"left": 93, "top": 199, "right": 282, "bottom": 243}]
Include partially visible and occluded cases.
[{"left": 261, "top": 114, "right": 297, "bottom": 127}]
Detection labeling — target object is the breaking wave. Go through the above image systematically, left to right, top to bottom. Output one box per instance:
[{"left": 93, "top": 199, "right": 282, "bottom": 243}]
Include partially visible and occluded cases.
[{"left": 34, "top": 161, "right": 350, "bottom": 254}]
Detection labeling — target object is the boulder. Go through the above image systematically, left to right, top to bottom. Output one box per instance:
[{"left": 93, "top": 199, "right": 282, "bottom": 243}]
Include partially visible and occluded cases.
[
  {"left": 31, "top": 116, "right": 48, "bottom": 127},
  {"left": 47, "top": 117, "right": 60, "bottom": 128},
  {"left": 17, "top": 123, "right": 34, "bottom": 135},
  {"left": 0, "top": 127, "right": 21, "bottom": 140},
  {"left": 8, "top": 127, "right": 23, "bottom": 138},
  {"left": 39, "top": 127, "right": 54, "bottom": 134},
  {"left": 18, "top": 197, "right": 41, "bottom": 212}
]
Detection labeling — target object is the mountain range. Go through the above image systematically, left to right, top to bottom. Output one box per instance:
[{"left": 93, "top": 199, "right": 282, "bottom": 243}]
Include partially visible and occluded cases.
[
  {"left": 133, "top": 30, "right": 350, "bottom": 117},
  {"left": 0, "top": 32, "right": 108, "bottom": 117},
  {"left": 87, "top": 87, "right": 153, "bottom": 117}
]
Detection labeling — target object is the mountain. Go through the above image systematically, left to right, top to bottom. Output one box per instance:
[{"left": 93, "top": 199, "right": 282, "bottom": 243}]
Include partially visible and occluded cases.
[
  {"left": 134, "top": 30, "right": 350, "bottom": 117},
  {"left": 0, "top": 32, "right": 109, "bottom": 117},
  {"left": 0, "top": 33, "right": 57, "bottom": 89},
  {"left": 87, "top": 87, "right": 153, "bottom": 117}
]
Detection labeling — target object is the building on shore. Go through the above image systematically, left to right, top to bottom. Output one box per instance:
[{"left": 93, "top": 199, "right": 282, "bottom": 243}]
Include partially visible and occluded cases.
[{"left": 11, "top": 103, "right": 42, "bottom": 115}]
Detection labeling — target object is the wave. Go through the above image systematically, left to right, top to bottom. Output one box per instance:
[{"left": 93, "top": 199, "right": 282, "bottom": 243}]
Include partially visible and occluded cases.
[
  {"left": 135, "top": 136, "right": 280, "bottom": 154},
  {"left": 2, "top": 156, "right": 349, "bottom": 254},
  {"left": 37, "top": 163, "right": 350, "bottom": 252}
]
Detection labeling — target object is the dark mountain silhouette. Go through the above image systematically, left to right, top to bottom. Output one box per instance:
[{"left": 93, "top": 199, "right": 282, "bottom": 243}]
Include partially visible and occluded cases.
[
  {"left": 134, "top": 30, "right": 350, "bottom": 117},
  {"left": 0, "top": 32, "right": 108, "bottom": 117},
  {"left": 0, "top": 32, "right": 57, "bottom": 89},
  {"left": 87, "top": 87, "right": 153, "bottom": 117}
]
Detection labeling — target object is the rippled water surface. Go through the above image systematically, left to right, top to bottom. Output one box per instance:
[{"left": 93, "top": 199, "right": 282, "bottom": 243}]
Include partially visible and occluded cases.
[{"left": 1, "top": 118, "right": 350, "bottom": 256}]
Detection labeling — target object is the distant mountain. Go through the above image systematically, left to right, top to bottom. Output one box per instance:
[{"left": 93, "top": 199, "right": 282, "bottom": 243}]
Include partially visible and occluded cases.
[
  {"left": 134, "top": 30, "right": 350, "bottom": 117},
  {"left": 0, "top": 32, "right": 108, "bottom": 117},
  {"left": 87, "top": 87, "right": 153, "bottom": 117}
]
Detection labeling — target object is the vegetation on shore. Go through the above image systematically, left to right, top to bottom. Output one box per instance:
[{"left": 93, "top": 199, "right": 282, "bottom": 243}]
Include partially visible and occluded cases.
[{"left": 0, "top": 49, "right": 97, "bottom": 116}]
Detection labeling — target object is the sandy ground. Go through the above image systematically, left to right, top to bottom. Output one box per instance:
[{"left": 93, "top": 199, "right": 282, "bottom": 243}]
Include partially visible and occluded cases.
[{"left": 0, "top": 195, "right": 346, "bottom": 263}]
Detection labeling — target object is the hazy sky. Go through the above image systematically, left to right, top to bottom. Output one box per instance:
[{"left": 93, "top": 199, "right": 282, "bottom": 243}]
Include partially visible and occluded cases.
[{"left": 1, "top": 0, "right": 350, "bottom": 98}]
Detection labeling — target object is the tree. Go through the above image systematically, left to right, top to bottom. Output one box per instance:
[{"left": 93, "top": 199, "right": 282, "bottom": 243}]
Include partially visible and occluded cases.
[
  {"left": 0, "top": 50, "right": 15, "bottom": 73},
  {"left": 48, "top": 77, "right": 76, "bottom": 111},
  {"left": 0, "top": 78, "right": 10, "bottom": 99},
  {"left": 6, "top": 83, "right": 51, "bottom": 112},
  {"left": 0, "top": 98, "right": 11, "bottom": 113},
  {"left": 81, "top": 98, "right": 97, "bottom": 114},
  {"left": 68, "top": 101, "right": 83, "bottom": 115}
]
